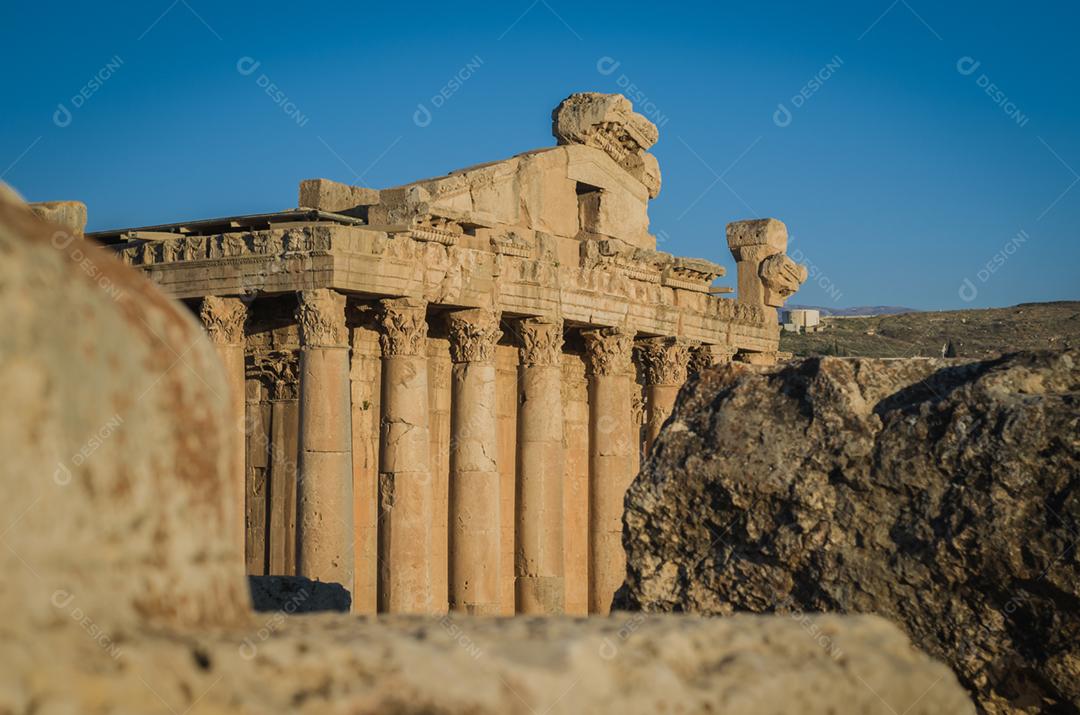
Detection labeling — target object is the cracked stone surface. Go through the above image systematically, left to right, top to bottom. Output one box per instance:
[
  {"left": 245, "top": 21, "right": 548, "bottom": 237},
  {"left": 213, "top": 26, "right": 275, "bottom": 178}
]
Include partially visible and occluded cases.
[{"left": 616, "top": 353, "right": 1080, "bottom": 714}]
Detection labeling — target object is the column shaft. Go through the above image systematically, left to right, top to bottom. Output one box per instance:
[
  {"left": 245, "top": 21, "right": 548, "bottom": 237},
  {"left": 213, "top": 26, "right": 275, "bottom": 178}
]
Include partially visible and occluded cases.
[
  {"left": 295, "top": 290, "right": 354, "bottom": 593},
  {"left": 199, "top": 296, "right": 248, "bottom": 561},
  {"left": 378, "top": 298, "right": 436, "bottom": 613},
  {"left": 447, "top": 309, "right": 502, "bottom": 614},
  {"left": 515, "top": 318, "right": 565, "bottom": 614},
  {"left": 582, "top": 326, "right": 636, "bottom": 614},
  {"left": 637, "top": 337, "right": 692, "bottom": 454}
]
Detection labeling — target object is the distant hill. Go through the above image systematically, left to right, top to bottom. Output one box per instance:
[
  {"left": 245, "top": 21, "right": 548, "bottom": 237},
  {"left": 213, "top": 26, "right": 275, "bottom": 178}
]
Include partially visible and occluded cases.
[
  {"left": 780, "top": 301, "right": 1079, "bottom": 358},
  {"left": 785, "top": 304, "right": 917, "bottom": 317}
]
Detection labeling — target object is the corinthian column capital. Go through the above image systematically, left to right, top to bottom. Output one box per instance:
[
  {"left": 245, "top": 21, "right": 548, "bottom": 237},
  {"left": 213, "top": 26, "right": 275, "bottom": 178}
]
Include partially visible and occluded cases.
[
  {"left": 295, "top": 289, "right": 348, "bottom": 348},
  {"left": 199, "top": 296, "right": 247, "bottom": 345},
  {"left": 379, "top": 298, "right": 428, "bottom": 357},
  {"left": 447, "top": 309, "right": 502, "bottom": 364},
  {"left": 517, "top": 318, "right": 563, "bottom": 367},
  {"left": 582, "top": 326, "right": 635, "bottom": 378},
  {"left": 635, "top": 337, "right": 692, "bottom": 386},
  {"left": 688, "top": 343, "right": 737, "bottom": 375}
]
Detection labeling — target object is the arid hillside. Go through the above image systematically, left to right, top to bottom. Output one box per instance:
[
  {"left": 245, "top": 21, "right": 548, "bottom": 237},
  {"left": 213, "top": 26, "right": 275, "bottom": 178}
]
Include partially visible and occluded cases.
[{"left": 781, "top": 301, "right": 1079, "bottom": 358}]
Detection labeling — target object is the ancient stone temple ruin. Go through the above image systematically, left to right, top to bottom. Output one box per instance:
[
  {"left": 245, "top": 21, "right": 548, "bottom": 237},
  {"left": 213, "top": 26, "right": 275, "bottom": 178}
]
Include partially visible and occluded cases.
[{"left": 89, "top": 92, "right": 807, "bottom": 616}]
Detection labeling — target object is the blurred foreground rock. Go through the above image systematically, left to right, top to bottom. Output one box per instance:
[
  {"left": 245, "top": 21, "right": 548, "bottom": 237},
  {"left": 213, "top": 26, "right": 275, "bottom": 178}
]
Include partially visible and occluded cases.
[
  {"left": 0, "top": 186, "right": 973, "bottom": 713},
  {"left": 616, "top": 353, "right": 1080, "bottom": 714},
  {"left": 5, "top": 612, "right": 976, "bottom": 715}
]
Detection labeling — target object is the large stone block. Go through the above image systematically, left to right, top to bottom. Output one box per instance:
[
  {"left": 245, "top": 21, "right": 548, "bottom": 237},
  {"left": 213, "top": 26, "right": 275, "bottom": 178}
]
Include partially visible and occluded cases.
[
  {"left": 298, "top": 178, "right": 379, "bottom": 213},
  {"left": 0, "top": 186, "right": 249, "bottom": 633}
]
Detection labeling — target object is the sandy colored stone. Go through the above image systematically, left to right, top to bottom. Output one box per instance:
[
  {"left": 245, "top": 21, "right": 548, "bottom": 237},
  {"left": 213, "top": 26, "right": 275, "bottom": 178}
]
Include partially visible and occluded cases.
[
  {"left": 298, "top": 178, "right": 379, "bottom": 213},
  {"left": 0, "top": 185, "right": 249, "bottom": 632},
  {"left": 28, "top": 199, "right": 87, "bottom": 236},
  {"left": 295, "top": 289, "right": 354, "bottom": 595},
  {"left": 447, "top": 309, "right": 503, "bottom": 614},
  {"left": 2, "top": 611, "right": 975, "bottom": 714}
]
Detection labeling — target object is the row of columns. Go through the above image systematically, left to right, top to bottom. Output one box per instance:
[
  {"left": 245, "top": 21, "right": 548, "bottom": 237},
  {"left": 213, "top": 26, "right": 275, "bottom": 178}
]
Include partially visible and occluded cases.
[{"left": 201, "top": 289, "right": 722, "bottom": 615}]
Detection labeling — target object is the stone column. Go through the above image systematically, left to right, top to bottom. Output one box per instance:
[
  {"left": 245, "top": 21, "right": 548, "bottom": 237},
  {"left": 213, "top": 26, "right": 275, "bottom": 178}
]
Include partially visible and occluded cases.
[
  {"left": 295, "top": 289, "right": 354, "bottom": 593},
  {"left": 199, "top": 296, "right": 248, "bottom": 560},
  {"left": 377, "top": 298, "right": 436, "bottom": 613},
  {"left": 447, "top": 308, "right": 502, "bottom": 615},
  {"left": 515, "top": 318, "right": 565, "bottom": 614},
  {"left": 582, "top": 326, "right": 636, "bottom": 614},
  {"left": 636, "top": 337, "right": 691, "bottom": 454}
]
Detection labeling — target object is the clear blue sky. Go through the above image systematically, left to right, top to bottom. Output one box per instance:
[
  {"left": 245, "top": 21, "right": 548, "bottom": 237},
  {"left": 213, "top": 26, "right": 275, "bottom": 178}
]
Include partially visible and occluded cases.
[{"left": 2, "top": 0, "right": 1077, "bottom": 310}]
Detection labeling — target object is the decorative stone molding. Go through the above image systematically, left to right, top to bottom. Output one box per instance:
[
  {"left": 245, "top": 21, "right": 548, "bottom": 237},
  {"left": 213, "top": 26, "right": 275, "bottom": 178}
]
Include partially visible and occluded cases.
[
  {"left": 552, "top": 92, "right": 661, "bottom": 198},
  {"left": 408, "top": 215, "right": 462, "bottom": 246},
  {"left": 760, "top": 253, "right": 808, "bottom": 306},
  {"left": 660, "top": 257, "right": 726, "bottom": 294},
  {"left": 295, "top": 289, "right": 348, "bottom": 348},
  {"left": 199, "top": 296, "right": 247, "bottom": 344},
  {"left": 379, "top": 298, "right": 429, "bottom": 357},
  {"left": 447, "top": 309, "right": 502, "bottom": 364},
  {"left": 517, "top": 318, "right": 564, "bottom": 367},
  {"left": 582, "top": 326, "right": 635, "bottom": 378},
  {"left": 635, "top": 337, "right": 692, "bottom": 386},
  {"left": 247, "top": 350, "right": 299, "bottom": 400}
]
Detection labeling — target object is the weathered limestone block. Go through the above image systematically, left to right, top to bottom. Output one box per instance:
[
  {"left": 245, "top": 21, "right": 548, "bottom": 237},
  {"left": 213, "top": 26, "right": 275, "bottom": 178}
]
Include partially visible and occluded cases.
[
  {"left": 552, "top": 92, "right": 661, "bottom": 198},
  {"left": 298, "top": 178, "right": 379, "bottom": 214},
  {"left": 0, "top": 185, "right": 249, "bottom": 631},
  {"left": 28, "top": 200, "right": 87, "bottom": 236},
  {"left": 726, "top": 217, "right": 807, "bottom": 308},
  {"left": 295, "top": 289, "right": 354, "bottom": 595},
  {"left": 447, "top": 308, "right": 503, "bottom": 614},
  {"left": 617, "top": 352, "right": 1080, "bottom": 714},
  {"left": 3, "top": 613, "right": 974, "bottom": 714}
]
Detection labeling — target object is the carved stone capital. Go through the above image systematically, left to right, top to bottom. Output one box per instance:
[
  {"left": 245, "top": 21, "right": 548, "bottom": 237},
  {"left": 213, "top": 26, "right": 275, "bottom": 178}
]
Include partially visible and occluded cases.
[
  {"left": 295, "top": 289, "right": 347, "bottom": 348},
  {"left": 199, "top": 296, "right": 247, "bottom": 345},
  {"left": 379, "top": 298, "right": 428, "bottom": 357},
  {"left": 447, "top": 309, "right": 502, "bottom": 364},
  {"left": 518, "top": 318, "right": 564, "bottom": 367},
  {"left": 582, "top": 326, "right": 635, "bottom": 378},
  {"left": 635, "top": 337, "right": 692, "bottom": 386},
  {"left": 688, "top": 344, "right": 737, "bottom": 375},
  {"left": 247, "top": 350, "right": 299, "bottom": 400}
]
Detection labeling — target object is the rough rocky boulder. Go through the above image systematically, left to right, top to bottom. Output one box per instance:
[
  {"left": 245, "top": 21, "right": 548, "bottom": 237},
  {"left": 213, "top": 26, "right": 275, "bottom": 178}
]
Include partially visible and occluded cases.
[{"left": 615, "top": 353, "right": 1080, "bottom": 714}]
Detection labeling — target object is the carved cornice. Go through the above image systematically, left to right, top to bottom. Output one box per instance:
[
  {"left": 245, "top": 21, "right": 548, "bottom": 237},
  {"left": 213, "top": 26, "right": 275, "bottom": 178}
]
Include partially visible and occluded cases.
[
  {"left": 295, "top": 289, "right": 347, "bottom": 348},
  {"left": 199, "top": 296, "right": 247, "bottom": 345},
  {"left": 379, "top": 298, "right": 428, "bottom": 357},
  {"left": 447, "top": 309, "right": 502, "bottom": 364},
  {"left": 517, "top": 318, "right": 563, "bottom": 367},
  {"left": 582, "top": 326, "right": 635, "bottom": 378},
  {"left": 636, "top": 337, "right": 692, "bottom": 386},
  {"left": 247, "top": 350, "right": 299, "bottom": 400}
]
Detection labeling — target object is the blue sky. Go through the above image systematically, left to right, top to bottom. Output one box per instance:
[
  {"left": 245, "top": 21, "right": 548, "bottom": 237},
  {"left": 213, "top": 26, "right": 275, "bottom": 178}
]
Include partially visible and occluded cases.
[{"left": 2, "top": 0, "right": 1077, "bottom": 310}]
